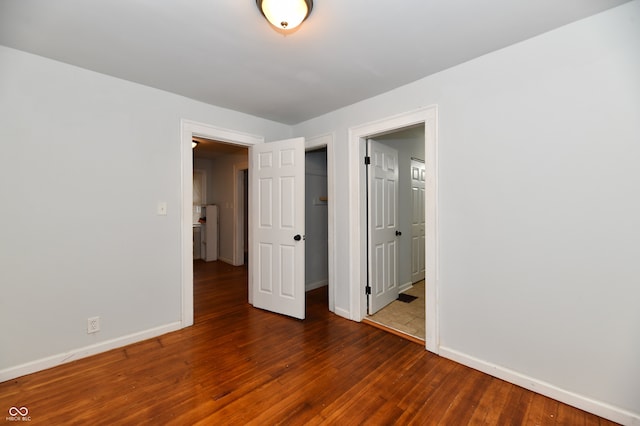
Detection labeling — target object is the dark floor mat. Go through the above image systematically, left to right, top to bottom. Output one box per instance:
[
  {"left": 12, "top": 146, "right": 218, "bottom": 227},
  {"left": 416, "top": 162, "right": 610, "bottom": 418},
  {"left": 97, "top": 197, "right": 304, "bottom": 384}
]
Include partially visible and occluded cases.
[{"left": 397, "top": 293, "right": 418, "bottom": 303}]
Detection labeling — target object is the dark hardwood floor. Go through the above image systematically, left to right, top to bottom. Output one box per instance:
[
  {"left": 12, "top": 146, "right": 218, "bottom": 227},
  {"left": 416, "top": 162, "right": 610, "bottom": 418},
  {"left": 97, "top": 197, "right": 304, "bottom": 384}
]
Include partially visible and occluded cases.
[{"left": 0, "top": 261, "right": 618, "bottom": 425}]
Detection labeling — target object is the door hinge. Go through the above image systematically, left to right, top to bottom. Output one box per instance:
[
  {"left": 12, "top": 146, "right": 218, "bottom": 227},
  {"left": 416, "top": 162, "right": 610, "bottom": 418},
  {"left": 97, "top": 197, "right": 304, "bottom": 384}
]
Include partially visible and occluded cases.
[
  {"left": 364, "top": 156, "right": 371, "bottom": 165},
  {"left": 365, "top": 285, "right": 371, "bottom": 295}
]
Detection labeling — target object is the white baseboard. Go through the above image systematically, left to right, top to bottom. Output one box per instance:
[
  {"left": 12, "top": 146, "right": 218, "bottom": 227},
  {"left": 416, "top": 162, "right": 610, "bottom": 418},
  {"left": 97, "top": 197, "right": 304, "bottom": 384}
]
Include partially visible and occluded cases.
[
  {"left": 217, "top": 256, "right": 234, "bottom": 265},
  {"left": 306, "top": 279, "right": 328, "bottom": 292},
  {"left": 399, "top": 281, "right": 413, "bottom": 293},
  {"left": 334, "top": 306, "right": 351, "bottom": 320},
  {"left": 0, "top": 322, "right": 182, "bottom": 383},
  {"left": 439, "top": 346, "right": 640, "bottom": 426}
]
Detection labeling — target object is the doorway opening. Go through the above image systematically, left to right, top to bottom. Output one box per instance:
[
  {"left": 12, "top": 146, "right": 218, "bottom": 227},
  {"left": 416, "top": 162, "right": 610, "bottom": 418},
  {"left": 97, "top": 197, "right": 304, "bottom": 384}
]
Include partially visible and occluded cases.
[
  {"left": 347, "top": 106, "right": 439, "bottom": 353},
  {"left": 180, "top": 120, "right": 262, "bottom": 327},
  {"left": 181, "top": 120, "right": 336, "bottom": 326},
  {"left": 361, "top": 126, "right": 426, "bottom": 343},
  {"left": 305, "top": 134, "right": 336, "bottom": 314},
  {"left": 192, "top": 136, "right": 248, "bottom": 265},
  {"left": 305, "top": 147, "right": 329, "bottom": 295}
]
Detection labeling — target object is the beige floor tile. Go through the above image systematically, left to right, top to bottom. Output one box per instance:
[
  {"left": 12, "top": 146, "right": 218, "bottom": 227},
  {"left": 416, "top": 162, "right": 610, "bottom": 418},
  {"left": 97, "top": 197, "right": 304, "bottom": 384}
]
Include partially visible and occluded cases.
[{"left": 366, "top": 280, "right": 425, "bottom": 340}]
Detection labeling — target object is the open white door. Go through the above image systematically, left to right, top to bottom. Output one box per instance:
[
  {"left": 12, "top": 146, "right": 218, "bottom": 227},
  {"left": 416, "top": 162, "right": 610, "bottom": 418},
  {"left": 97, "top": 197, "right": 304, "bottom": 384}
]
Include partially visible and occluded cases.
[
  {"left": 250, "top": 137, "right": 306, "bottom": 319},
  {"left": 367, "top": 140, "right": 399, "bottom": 314},
  {"left": 411, "top": 159, "right": 426, "bottom": 283}
]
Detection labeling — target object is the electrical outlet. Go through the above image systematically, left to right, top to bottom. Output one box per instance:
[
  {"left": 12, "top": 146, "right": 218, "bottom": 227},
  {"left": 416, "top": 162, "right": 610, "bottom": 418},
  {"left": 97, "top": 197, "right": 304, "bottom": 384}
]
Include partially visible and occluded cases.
[{"left": 87, "top": 316, "right": 100, "bottom": 334}]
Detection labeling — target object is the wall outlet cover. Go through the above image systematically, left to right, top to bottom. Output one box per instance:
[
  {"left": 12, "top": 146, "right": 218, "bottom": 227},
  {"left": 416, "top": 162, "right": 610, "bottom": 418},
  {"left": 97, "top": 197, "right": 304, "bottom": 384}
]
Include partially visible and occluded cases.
[{"left": 87, "top": 316, "right": 100, "bottom": 334}]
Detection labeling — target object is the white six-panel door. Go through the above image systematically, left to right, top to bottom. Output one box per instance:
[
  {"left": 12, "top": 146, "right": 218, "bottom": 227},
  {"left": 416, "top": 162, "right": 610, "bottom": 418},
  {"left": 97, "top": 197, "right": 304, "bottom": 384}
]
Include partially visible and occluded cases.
[
  {"left": 250, "top": 138, "right": 306, "bottom": 319},
  {"left": 368, "top": 140, "right": 399, "bottom": 315},
  {"left": 411, "top": 159, "right": 426, "bottom": 283}
]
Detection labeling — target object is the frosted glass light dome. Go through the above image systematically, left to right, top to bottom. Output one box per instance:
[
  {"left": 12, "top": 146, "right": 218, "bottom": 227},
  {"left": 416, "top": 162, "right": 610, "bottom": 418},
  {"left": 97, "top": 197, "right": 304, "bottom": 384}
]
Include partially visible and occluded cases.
[{"left": 258, "top": 0, "right": 313, "bottom": 30}]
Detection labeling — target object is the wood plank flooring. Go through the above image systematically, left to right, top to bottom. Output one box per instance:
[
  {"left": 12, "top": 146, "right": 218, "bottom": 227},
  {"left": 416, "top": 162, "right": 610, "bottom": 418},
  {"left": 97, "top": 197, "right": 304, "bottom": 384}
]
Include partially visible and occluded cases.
[{"left": 0, "top": 261, "right": 618, "bottom": 425}]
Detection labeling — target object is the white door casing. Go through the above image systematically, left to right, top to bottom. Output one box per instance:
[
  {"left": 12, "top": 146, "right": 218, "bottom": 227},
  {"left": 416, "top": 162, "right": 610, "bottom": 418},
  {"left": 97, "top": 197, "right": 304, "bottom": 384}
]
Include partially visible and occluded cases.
[
  {"left": 347, "top": 106, "right": 438, "bottom": 353},
  {"left": 181, "top": 119, "right": 263, "bottom": 327},
  {"left": 250, "top": 137, "right": 306, "bottom": 319},
  {"left": 368, "top": 140, "right": 400, "bottom": 315},
  {"left": 411, "top": 159, "right": 426, "bottom": 283}
]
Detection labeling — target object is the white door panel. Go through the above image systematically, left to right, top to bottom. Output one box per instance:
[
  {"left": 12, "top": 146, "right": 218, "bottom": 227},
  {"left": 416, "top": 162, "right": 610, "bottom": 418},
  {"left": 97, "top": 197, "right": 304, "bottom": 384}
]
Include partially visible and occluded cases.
[
  {"left": 251, "top": 138, "right": 305, "bottom": 319},
  {"left": 368, "top": 140, "right": 399, "bottom": 314},
  {"left": 411, "top": 159, "right": 426, "bottom": 283}
]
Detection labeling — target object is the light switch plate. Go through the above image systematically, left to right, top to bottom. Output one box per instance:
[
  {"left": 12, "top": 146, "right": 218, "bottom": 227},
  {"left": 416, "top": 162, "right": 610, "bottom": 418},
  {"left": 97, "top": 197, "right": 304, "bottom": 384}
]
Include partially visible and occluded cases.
[{"left": 157, "top": 202, "right": 167, "bottom": 216}]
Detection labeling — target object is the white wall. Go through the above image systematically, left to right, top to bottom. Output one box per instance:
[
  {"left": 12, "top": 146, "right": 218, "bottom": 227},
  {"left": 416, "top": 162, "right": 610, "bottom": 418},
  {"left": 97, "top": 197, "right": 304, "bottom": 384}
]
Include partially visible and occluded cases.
[
  {"left": 293, "top": 1, "right": 640, "bottom": 421},
  {"left": 0, "top": 45, "right": 290, "bottom": 376},
  {"left": 373, "top": 127, "right": 425, "bottom": 290},
  {"left": 305, "top": 149, "right": 328, "bottom": 290},
  {"left": 208, "top": 152, "right": 248, "bottom": 264}
]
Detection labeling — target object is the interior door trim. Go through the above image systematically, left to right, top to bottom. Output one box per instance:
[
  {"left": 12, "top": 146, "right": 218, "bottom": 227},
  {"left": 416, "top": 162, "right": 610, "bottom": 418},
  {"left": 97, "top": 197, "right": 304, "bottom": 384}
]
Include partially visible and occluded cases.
[
  {"left": 347, "top": 106, "right": 439, "bottom": 353},
  {"left": 180, "top": 119, "right": 263, "bottom": 327}
]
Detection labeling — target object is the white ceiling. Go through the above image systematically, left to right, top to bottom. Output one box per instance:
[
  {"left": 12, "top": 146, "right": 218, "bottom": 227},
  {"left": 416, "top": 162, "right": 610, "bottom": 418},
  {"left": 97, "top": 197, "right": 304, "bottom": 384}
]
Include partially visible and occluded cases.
[{"left": 0, "top": 0, "right": 630, "bottom": 125}]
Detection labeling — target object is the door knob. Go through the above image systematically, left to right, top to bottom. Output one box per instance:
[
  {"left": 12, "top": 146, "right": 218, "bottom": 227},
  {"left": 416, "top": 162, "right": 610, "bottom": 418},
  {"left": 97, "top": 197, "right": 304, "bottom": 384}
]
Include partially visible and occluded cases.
[
  {"left": 395, "top": 230, "right": 402, "bottom": 236},
  {"left": 294, "top": 234, "right": 302, "bottom": 241}
]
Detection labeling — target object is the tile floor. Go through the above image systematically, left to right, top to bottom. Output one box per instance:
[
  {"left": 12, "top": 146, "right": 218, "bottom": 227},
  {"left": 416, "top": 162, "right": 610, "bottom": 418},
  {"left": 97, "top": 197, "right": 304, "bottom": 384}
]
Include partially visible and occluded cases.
[{"left": 366, "top": 280, "right": 425, "bottom": 341}]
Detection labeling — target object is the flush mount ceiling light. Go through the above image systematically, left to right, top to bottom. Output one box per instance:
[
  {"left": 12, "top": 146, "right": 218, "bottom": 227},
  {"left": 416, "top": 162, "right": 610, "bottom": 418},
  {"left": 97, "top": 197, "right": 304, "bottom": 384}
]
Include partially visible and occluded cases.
[
  {"left": 257, "top": 0, "right": 313, "bottom": 31},
  {"left": 192, "top": 140, "right": 198, "bottom": 149}
]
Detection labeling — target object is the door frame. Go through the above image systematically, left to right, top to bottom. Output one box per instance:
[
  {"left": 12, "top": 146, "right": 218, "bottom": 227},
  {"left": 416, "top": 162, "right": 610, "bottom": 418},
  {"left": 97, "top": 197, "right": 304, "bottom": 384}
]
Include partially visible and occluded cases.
[
  {"left": 347, "top": 106, "right": 439, "bottom": 353},
  {"left": 180, "top": 119, "right": 263, "bottom": 327}
]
